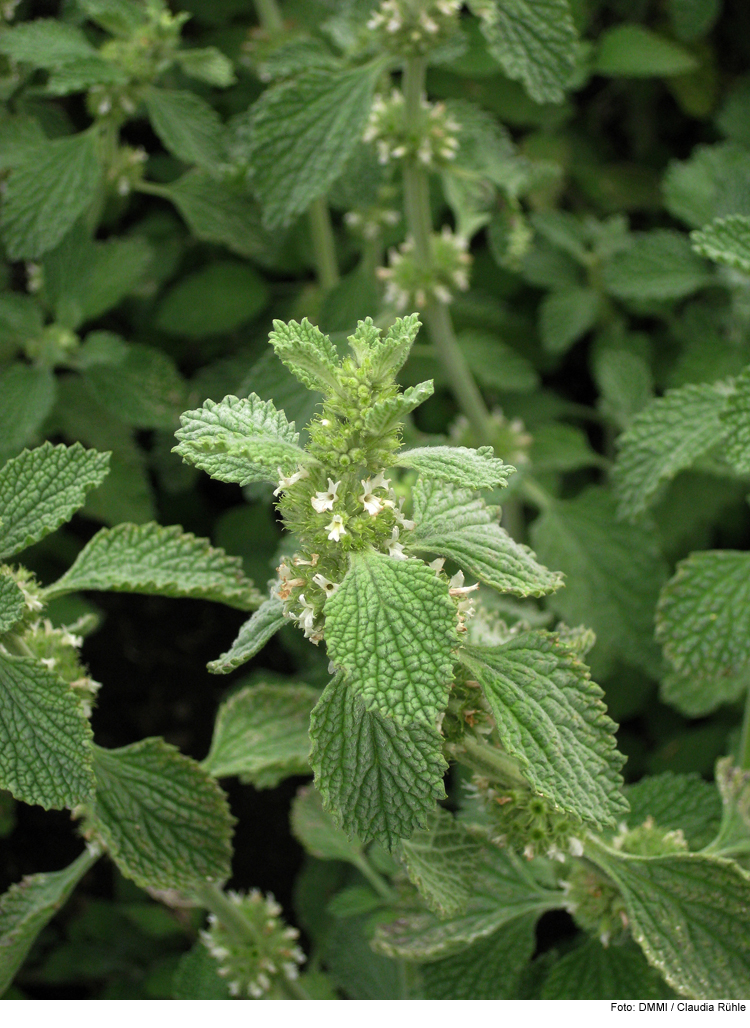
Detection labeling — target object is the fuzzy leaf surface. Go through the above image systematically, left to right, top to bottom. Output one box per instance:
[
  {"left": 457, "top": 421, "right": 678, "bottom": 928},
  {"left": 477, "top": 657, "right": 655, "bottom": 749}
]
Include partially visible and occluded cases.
[
  {"left": 473, "top": 0, "right": 578, "bottom": 104},
  {"left": 0, "top": 18, "right": 96, "bottom": 66},
  {"left": 235, "top": 64, "right": 380, "bottom": 228},
  {"left": 144, "top": 87, "right": 226, "bottom": 170},
  {"left": 1, "top": 132, "right": 101, "bottom": 259},
  {"left": 691, "top": 214, "right": 750, "bottom": 272},
  {"left": 602, "top": 230, "right": 713, "bottom": 301},
  {"left": 368, "top": 313, "right": 422, "bottom": 381},
  {"left": 269, "top": 318, "right": 340, "bottom": 393},
  {"left": 0, "top": 363, "right": 56, "bottom": 465},
  {"left": 721, "top": 364, "right": 750, "bottom": 474},
  {"left": 361, "top": 382, "right": 435, "bottom": 438},
  {"left": 613, "top": 382, "right": 729, "bottom": 521},
  {"left": 173, "top": 393, "right": 307, "bottom": 486},
  {"left": 0, "top": 443, "right": 110, "bottom": 560},
  {"left": 395, "top": 446, "right": 514, "bottom": 490},
  {"left": 410, "top": 479, "right": 562, "bottom": 597},
  {"left": 530, "top": 487, "right": 667, "bottom": 676},
  {"left": 46, "top": 523, "right": 260, "bottom": 611},
  {"left": 656, "top": 550, "right": 750, "bottom": 715},
  {"left": 324, "top": 551, "right": 456, "bottom": 725},
  {"left": 0, "top": 573, "right": 24, "bottom": 634},
  {"left": 207, "top": 597, "right": 286, "bottom": 673},
  {"left": 463, "top": 633, "right": 627, "bottom": 827},
  {"left": 0, "top": 655, "right": 94, "bottom": 809},
  {"left": 309, "top": 675, "right": 447, "bottom": 850},
  {"left": 203, "top": 683, "right": 318, "bottom": 787},
  {"left": 90, "top": 739, "right": 234, "bottom": 892},
  {"left": 625, "top": 773, "right": 721, "bottom": 850},
  {"left": 290, "top": 785, "right": 363, "bottom": 864},
  {"left": 400, "top": 808, "right": 484, "bottom": 918},
  {"left": 587, "top": 843, "right": 750, "bottom": 1000},
  {"left": 0, "top": 848, "right": 97, "bottom": 996},
  {"left": 373, "top": 848, "right": 560, "bottom": 959},
  {"left": 421, "top": 914, "right": 536, "bottom": 999},
  {"left": 541, "top": 938, "right": 672, "bottom": 999}
]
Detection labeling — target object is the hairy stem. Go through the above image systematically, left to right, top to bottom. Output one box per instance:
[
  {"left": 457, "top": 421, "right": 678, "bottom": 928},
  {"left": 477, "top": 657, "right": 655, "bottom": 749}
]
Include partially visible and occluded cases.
[
  {"left": 254, "top": 0, "right": 284, "bottom": 33},
  {"left": 401, "top": 56, "right": 492, "bottom": 445},
  {"left": 308, "top": 196, "right": 340, "bottom": 291},
  {"left": 0, "top": 632, "right": 34, "bottom": 658},
  {"left": 740, "top": 686, "right": 750, "bottom": 771},
  {"left": 455, "top": 735, "right": 529, "bottom": 789},
  {"left": 352, "top": 853, "right": 397, "bottom": 903},
  {"left": 193, "top": 882, "right": 258, "bottom": 948}
]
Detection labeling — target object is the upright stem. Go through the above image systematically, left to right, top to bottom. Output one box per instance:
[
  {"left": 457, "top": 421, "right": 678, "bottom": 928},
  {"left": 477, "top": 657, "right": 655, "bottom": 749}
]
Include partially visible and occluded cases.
[
  {"left": 254, "top": 0, "right": 283, "bottom": 33},
  {"left": 401, "top": 56, "right": 492, "bottom": 445},
  {"left": 308, "top": 196, "right": 340, "bottom": 291},
  {"left": 352, "top": 854, "right": 397, "bottom": 903},
  {"left": 194, "top": 882, "right": 257, "bottom": 947}
]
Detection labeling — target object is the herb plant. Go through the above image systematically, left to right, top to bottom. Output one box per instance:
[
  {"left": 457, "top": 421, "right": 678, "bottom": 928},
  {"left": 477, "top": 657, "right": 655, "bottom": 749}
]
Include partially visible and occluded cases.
[{"left": 2, "top": 0, "right": 750, "bottom": 1004}]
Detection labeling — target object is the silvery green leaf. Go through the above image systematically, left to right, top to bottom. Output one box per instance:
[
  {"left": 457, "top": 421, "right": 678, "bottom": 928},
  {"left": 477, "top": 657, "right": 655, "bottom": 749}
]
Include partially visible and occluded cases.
[
  {"left": 395, "top": 446, "right": 514, "bottom": 490},
  {"left": 207, "top": 597, "right": 286, "bottom": 674},
  {"left": 400, "top": 808, "right": 484, "bottom": 918}
]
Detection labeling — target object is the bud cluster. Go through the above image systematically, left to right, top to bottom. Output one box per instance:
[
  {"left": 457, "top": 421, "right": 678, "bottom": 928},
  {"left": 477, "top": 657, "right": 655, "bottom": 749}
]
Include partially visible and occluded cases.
[
  {"left": 366, "top": 0, "right": 463, "bottom": 56},
  {"left": 363, "top": 91, "right": 459, "bottom": 168},
  {"left": 106, "top": 145, "right": 147, "bottom": 197},
  {"left": 378, "top": 227, "right": 471, "bottom": 310},
  {"left": 468, "top": 777, "right": 584, "bottom": 859},
  {"left": 564, "top": 861, "right": 629, "bottom": 947},
  {"left": 201, "top": 890, "right": 305, "bottom": 999}
]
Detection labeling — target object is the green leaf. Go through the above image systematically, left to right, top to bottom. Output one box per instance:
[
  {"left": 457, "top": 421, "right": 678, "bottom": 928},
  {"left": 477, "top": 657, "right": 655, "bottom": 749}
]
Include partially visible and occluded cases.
[
  {"left": 77, "top": 0, "right": 147, "bottom": 37},
  {"left": 472, "top": 0, "right": 578, "bottom": 104},
  {"left": 669, "top": 0, "right": 721, "bottom": 43},
  {"left": 0, "top": 18, "right": 96, "bottom": 67},
  {"left": 594, "top": 25, "right": 698, "bottom": 77},
  {"left": 175, "top": 46, "right": 236, "bottom": 87},
  {"left": 43, "top": 56, "right": 126, "bottom": 96},
  {"left": 234, "top": 64, "right": 380, "bottom": 228},
  {"left": 144, "top": 87, "right": 226, "bottom": 170},
  {"left": 1, "top": 132, "right": 102, "bottom": 260},
  {"left": 664, "top": 142, "right": 750, "bottom": 229},
  {"left": 160, "top": 169, "right": 280, "bottom": 264},
  {"left": 691, "top": 214, "right": 750, "bottom": 273},
  {"left": 42, "top": 226, "right": 152, "bottom": 329},
  {"left": 603, "top": 230, "right": 713, "bottom": 301},
  {"left": 155, "top": 261, "right": 269, "bottom": 338},
  {"left": 538, "top": 286, "right": 599, "bottom": 354},
  {"left": 0, "top": 292, "right": 43, "bottom": 350},
  {"left": 368, "top": 312, "right": 422, "bottom": 382},
  {"left": 269, "top": 318, "right": 341, "bottom": 393},
  {"left": 457, "top": 329, "right": 539, "bottom": 392},
  {"left": 84, "top": 342, "right": 186, "bottom": 430},
  {"left": 594, "top": 348, "right": 653, "bottom": 430},
  {"left": 0, "top": 363, "right": 56, "bottom": 465},
  {"left": 717, "top": 363, "right": 750, "bottom": 473},
  {"left": 612, "top": 381, "right": 729, "bottom": 521},
  {"left": 361, "top": 382, "right": 435, "bottom": 438},
  {"left": 174, "top": 393, "right": 309, "bottom": 486},
  {"left": 529, "top": 423, "right": 605, "bottom": 473},
  {"left": 0, "top": 443, "right": 110, "bottom": 560},
  {"left": 395, "top": 446, "right": 514, "bottom": 490},
  {"left": 409, "top": 479, "right": 562, "bottom": 597},
  {"left": 530, "top": 486, "right": 667, "bottom": 676},
  {"left": 45, "top": 522, "right": 260, "bottom": 611},
  {"left": 656, "top": 550, "right": 750, "bottom": 715},
  {"left": 324, "top": 551, "right": 457, "bottom": 725},
  {"left": 0, "top": 574, "right": 24, "bottom": 634},
  {"left": 207, "top": 598, "right": 287, "bottom": 674},
  {"left": 462, "top": 632, "right": 627, "bottom": 827},
  {"left": 0, "top": 655, "right": 94, "bottom": 809},
  {"left": 309, "top": 674, "right": 447, "bottom": 849},
  {"left": 203, "top": 683, "right": 318, "bottom": 787},
  {"left": 90, "top": 739, "right": 234, "bottom": 892},
  {"left": 625, "top": 773, "right": 722, "bottom": 850},
  {"left": 290, "top": 784, "right": 364, "bottom": 863},
  {"left": 400, "top": 808, "right": 484, "bottom": 918},
  {"left": 587, "top": 842, "right": 750, "bottom": 1001},
  {"left": 373, "top": 847, "right": 560, "bottom": 959},
  {"left": 0, "top": 848, "right": 98, "bottom": 996},
  {"left": 323, "top": 913, "right": 402, "bottom": 999},
  {"left": 421, "top": 914, "right": 537, "bottom": 999},
  {"left": 541, "top": 938, "right": 671, "bottom": 999},
  {"left": 173, "top": 943, "right": 231, "bottom": 1000}
]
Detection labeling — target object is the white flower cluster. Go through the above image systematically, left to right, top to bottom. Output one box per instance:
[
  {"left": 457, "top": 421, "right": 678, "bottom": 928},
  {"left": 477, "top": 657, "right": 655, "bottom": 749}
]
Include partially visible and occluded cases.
[
  {"left": 366, "top": 0, "right": 462, "bottom": 54},
  {"left": 363, "top": 90, "right": 459, "bottom": 168},
  {"left": 344, "top": 206, "right": 401, "bottom": 241},
  {"left": 378, "top": 227, "right": 471, "bottom": 311},
  {"left": 201, "top": 890, "right": 305, "bottom": 999}
]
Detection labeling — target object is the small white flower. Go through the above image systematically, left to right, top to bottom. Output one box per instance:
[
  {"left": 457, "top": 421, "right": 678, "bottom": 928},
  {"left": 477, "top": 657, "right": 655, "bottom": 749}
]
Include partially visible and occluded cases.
[
  {"left": 273, "top": 466, "right": 309, "bottom": 496},
  {"left": 311, "top": 478, "right": 341, "bottom": 513},
  {"left": 395, "top": 508, "right": 415, "bottom": 531},
  {"left": 325, "top": 514, "right": 347, "bottom": 542},
  {"left": 387, "top": 527, "right": 407, "bottom": 559},
  {"left": 428, "top": 557, "right": 445, "bottom": 575},
  {"left": 312, "top": 573, "right": 339, "bottom": 597},
  {"left": 296, "top": 594, "right": 317, "bottom": 638},
  {"left": 40, "top": 657, "right": 56, "bottom": 670},
  {"left": 569, "top": 836, "right": 584, "bottom": 857}
]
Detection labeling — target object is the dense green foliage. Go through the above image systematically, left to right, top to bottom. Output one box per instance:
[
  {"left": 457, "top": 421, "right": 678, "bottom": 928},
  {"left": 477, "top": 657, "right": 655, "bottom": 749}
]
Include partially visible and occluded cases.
[{"left": 2, "top": 0, "right": 750, "bottom": 1002}]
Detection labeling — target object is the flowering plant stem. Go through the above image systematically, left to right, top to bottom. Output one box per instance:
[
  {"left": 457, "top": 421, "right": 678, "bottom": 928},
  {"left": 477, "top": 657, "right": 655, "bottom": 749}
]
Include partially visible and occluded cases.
[{"left": 402, "top": 54, "right": 492, "bottom": 446}]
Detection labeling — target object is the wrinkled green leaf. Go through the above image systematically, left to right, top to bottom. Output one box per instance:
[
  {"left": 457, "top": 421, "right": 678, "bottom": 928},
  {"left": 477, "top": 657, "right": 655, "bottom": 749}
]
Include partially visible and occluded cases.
[
  {"left": 144, "top": 87, "right": 226, "bottom": 170},
  {"left": 691, "top": 214, "right": 750, "bottom": 273},
  {"left": 603, "top": 230, "right": 713, "bottom": 301},
  {"left": 0, "top": 364, "right": 56, "bottom": 466},
  {"left": 395, "top": 446, "right": 514, "bottom": 490},
  {"left": 0, "top": 574, "right": 24, "bottom": 634},
  {"left": 207, "top": 597, "right": 286, "bottom": 674},
  {"left": 625, "top": 773, "right": 722, "bottom": 850},
  {"left": 291, "top": 785, "right": 363, "bottom": 864},
  {"left": 401, "top": 808, "right": 484, "bottom": 918},
  {"left": 541, "top": 938, "right": 672, "bottom": 999}
]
